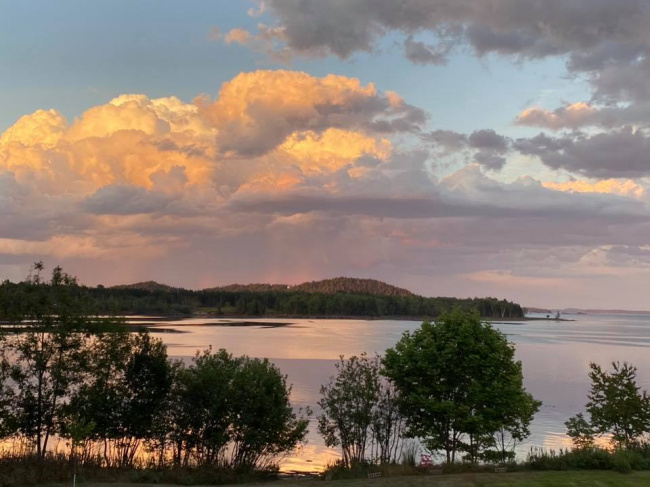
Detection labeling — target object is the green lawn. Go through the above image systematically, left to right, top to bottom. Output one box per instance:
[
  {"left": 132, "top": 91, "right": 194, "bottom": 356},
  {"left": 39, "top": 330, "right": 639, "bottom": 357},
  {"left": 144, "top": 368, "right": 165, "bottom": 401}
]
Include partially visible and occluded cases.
[{"left": 78, "top": 471, "right": 650, "bottom": 487}]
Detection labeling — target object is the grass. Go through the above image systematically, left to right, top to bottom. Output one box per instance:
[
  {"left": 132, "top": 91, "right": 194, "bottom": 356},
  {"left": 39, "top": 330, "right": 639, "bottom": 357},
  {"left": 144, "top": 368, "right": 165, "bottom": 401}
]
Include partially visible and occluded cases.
[{"left": 60, "top": 470, "right": 650, "bottom": 487}]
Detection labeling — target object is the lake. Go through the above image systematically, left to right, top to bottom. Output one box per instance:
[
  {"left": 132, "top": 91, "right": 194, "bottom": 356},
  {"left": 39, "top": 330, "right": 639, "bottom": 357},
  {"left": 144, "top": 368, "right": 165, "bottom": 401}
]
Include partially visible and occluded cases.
[{"left": 141, "top": 313, "right": 650, "bottom": 471}]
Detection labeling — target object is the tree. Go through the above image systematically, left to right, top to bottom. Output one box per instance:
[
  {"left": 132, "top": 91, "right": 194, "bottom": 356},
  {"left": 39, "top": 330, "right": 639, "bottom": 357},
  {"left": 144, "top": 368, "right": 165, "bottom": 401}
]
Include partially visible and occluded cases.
[
  {"left": 0, "top": 263, "right": 99, "bottom": 458},
  {"left": 383, "top": 310, "right": 540, "bottom": 464},
  {"left": 66, "top": 331, "right": 173, "bottom": 467},
  {"left": 165, "top": 349, "right": 309, "bottom": 469},
  {"left": 167, "top": 349, "right": 240, "bottom": 467},
  {"left": 318, "top": 354, "right": 404, "bottom": 466},
  {"left": 318, "top": 354, "right": 380, "bottom": 466},
  {"left": 228, "top": 356, "right": 310, "bottom": 469},
  {"left": 0, "top": 360, "right": 14, "bottom": 440},
  {"left": 585, "top": 362, "right": 650, "bottom": 449},
  {"left": 370, "top": 378, "right": 404, "bottom": 465},
  {"left": 489, "top": 387, "right": 540, "bottom": 463},
  {"left": 565, "top": 413, "right": 595, "bottom": 450}
]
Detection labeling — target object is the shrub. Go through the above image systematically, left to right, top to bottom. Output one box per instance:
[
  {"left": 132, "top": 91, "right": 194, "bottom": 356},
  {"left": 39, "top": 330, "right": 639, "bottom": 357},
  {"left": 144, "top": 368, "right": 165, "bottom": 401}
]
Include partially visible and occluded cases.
[{"left": 613, "top": 451, "right": 633, "bottom": 474}]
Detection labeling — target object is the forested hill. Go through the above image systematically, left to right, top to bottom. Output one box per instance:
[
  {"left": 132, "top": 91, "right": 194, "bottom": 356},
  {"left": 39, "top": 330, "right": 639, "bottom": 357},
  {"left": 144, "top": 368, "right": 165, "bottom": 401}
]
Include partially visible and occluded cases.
[
  {"left": 86, "top": 277, "right": 524, "bottom": 319},
  {"left": 206, "top": 277, "right": 413, "bottom": 297},
  {"left": 293, "top": 277, "right": 413, "bottom": 296},
  {"left": 110, "top": 281, "right": 178, "bottom": 292}
]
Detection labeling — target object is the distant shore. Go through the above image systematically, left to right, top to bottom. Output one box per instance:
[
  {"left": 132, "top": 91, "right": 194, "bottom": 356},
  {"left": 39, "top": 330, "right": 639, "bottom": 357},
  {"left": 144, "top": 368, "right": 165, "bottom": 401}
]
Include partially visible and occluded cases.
[{"left": 124, "top": 313, "right": 572, "bottom": 323}]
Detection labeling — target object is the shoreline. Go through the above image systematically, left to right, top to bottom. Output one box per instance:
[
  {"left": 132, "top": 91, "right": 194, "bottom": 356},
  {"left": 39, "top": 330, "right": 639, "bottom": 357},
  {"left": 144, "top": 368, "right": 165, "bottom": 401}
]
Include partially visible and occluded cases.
[{"left": 125, "top": 314, "right": 573, "bottom": 323}]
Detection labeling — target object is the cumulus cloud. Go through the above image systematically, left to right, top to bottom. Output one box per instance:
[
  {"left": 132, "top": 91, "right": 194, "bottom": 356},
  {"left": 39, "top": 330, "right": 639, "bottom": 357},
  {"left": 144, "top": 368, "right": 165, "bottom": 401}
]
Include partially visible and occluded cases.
[
  {"left": 3, "top": 68, "right": 650, "bottom": 307},
  {"left": 0, "top": 70, "right": 426, "bottom": 269},
  {"left": 195, "top": 70, "right": 425, "bottom": 157},
  {"left": 0, "top": 109, "right": 67, "bottom": 148}
]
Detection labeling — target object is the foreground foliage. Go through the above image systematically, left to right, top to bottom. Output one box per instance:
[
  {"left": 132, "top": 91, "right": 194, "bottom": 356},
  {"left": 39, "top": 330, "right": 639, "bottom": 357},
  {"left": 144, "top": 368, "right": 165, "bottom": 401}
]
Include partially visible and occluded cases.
[
  {"left": 0, "top": 264, "right": 309, "bottom": 486},
  {"left": 383, "top": 310, "right": 540, "bottom": 464},
  {"left": 318, "top": 354, "right": 403, "bottom": 466},
  {"left": 566, "top": 361, "right": 650, "bottom": 452},
  {"left": 248, "top": 471, "right": 650, "bottom": 487}
]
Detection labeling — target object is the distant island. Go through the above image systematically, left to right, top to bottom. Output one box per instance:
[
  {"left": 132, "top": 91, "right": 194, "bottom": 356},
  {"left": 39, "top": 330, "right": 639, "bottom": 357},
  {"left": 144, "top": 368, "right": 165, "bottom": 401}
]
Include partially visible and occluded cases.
[
  {"left": 95, "top": 277, "right": 525, "bottom": 319},
  {"left": 528, "top": 306, "right": 650, "bottom": 316}
]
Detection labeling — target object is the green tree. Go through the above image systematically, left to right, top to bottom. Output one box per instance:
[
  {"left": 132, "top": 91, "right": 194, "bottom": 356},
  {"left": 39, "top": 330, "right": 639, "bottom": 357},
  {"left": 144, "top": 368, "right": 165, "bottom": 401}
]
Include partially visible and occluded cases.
[
  {"left": 0, "top": 263, "right": 99, "bottom": 458},
  {"left": 383, "top": 310, "right": 540, "bottom": 464},
  {"left": 66, "top": 331, "right": 172, "bottom": 467},
  {"left": 165, "top": 349, "right": 309, "bottom": 469},
  {"left": 167, "top": 349, "right": 240, "bottom": 467},
  {"left": 318, "top": 354, "right": 404, "bottom": 466},
  {"left": 318, "top": 354, "right": 381, "bottom": 466},
  {"left": 229, "top": 357, "right": 310, "bottom": 469},
  {"left": 0, "top": 360, "right": 14, "bottom": 440},
  {"left": 585, "top": 362, "right": 650, "bottom": 449},
  {"left": 370, "top": 378, "right": 404, "bottom": 465},
  {"left": 489, "top": 387, "right": 540, "bottom": 463},
  {"left": 565, "top": 413, "right": 595, "bottom": 450}
]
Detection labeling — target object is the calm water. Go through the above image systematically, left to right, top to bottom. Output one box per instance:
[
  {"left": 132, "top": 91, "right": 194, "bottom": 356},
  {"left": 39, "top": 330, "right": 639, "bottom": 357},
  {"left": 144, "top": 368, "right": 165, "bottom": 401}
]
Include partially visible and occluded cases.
[{"left": 141, "top": 313, "right": 650, "bottom": 471}]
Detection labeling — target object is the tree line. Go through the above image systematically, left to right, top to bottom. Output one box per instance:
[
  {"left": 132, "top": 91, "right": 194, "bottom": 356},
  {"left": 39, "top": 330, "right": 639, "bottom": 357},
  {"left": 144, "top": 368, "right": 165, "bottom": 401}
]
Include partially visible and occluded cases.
[{"left": 42, "top": 283, "right": 525, "bottom": 319}]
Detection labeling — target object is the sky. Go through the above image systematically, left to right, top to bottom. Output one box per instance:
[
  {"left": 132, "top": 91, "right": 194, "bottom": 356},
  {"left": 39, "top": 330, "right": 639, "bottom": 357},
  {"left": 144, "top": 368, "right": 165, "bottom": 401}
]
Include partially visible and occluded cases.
[{"left": 1, "top": 0, "right": 650, "bottom": 309}]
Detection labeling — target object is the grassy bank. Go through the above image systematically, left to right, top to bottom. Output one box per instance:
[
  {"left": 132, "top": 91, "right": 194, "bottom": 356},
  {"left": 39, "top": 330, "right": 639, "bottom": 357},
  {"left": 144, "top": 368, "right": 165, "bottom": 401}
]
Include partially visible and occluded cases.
[{"left": 70, "top": 470, "right": 650, "bottom": 486}]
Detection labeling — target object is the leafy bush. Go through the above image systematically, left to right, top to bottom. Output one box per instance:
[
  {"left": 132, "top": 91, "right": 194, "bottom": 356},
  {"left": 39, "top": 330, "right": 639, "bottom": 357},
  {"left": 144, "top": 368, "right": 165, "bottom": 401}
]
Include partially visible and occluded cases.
[
  {"left": 525, "top": 446, "right": 650, "bottom": 473},
  {"left": 613, "top": 450, "right": 633, "bottom": 474}
]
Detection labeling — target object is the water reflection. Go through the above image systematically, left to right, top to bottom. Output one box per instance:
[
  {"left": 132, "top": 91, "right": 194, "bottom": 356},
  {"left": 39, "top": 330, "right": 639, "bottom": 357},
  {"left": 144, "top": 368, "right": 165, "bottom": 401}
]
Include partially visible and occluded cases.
[{"left": 145, "top": 314, "right": 650, "bottom": 471}]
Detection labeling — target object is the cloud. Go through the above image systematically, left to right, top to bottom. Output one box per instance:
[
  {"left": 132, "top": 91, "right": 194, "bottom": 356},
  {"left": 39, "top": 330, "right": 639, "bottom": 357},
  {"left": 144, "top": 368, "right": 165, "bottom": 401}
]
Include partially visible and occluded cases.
[
  {"left": 230, "top": 1, "right": 650, "bottom": 131},
  {"left": 233, "top": 1, "right": 649, "bottom": 67},
  {"left": 224, "top": 28, "right": 254, "bottom": 45},
  {"left": 403, "top": 36, "right": 451, "bottom": 65},
  {"left": 3, "top": 69, "right": 650, "bottom": 308},
  {"left": 195, "top": 70, "right": 425, "bottom": 157},
  {"left": 516, "top": 101, "right": 650, "bottom": 131},
  {"left": 516, "top": 102, "right": 597, "bottom": 130},
  {"left": 0, "top": 109, "right": 67, "bottom": 148},
  {"left": 427, "top": 128, "right": 510, "bottom": 171},
  {"left": 515, "top": 128, "right": 650, "bottom": 178},
  {"left": 468, "top": 129, "right": 509, "bottom": 152},
  {"left": 428, "top": 130, "right": 468, "bottom": 152},
  {"left": 474, "top": 152, "right": 506, "bottom": 171},
  {"left": 230, "top": 163, "right": 648, "bottom": 222},
  {"left": 542, "top": 179, "right": 644, "bottom": 199},
  {"left": 82, "top": 185, "right": 173, "bottom": 215}
]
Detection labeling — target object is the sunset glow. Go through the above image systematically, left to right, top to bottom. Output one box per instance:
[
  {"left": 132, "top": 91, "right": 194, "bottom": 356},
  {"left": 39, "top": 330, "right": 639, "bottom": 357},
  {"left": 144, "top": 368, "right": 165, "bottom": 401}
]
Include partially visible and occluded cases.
[{"left": 2, "top": 0, "right": 650, "bottom": 309}]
